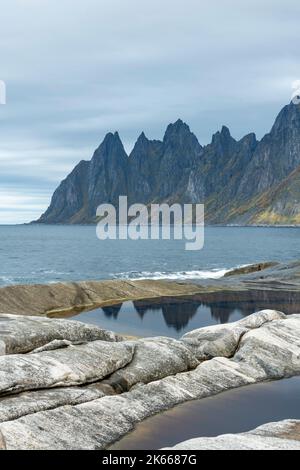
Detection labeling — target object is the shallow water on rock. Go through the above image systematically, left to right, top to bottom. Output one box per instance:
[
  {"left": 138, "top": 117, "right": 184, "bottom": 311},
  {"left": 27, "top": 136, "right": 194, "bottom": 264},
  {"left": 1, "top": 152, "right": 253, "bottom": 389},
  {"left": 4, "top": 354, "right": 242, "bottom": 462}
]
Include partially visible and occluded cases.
[
  {"left": 73, "top": 290, "right": 300, "bottom": 338},
  {"left": 110, "top": 376, "right": 300, "bottom": 450}
]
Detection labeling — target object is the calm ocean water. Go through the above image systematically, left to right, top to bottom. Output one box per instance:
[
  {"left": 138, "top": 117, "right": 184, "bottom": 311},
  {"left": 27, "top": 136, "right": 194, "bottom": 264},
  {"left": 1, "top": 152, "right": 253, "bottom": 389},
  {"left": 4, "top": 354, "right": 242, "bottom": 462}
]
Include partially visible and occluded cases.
[{"left": 0, "top": 224, "right": 299, "bottom": 287}]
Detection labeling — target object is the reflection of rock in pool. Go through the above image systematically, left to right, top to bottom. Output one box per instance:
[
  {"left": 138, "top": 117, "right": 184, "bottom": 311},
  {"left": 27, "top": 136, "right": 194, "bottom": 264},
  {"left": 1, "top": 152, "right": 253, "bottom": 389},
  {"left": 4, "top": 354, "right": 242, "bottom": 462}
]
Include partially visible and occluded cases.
[
  {"left": 75, "top": 289, "right": 300, "bottom": 338},
  {"left": 134, "top": 300, "right": 200, "bottom": 331},
  {"left": 102, "top": 304, "right": 122, "bottom": 318}
]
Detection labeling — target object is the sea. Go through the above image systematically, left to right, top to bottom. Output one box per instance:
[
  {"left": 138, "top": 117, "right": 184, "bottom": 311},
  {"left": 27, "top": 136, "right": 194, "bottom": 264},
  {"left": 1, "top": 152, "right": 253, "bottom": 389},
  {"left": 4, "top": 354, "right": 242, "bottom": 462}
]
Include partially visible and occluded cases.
[
  {"left": 0, "top": 224, "right": 299, "bottom": 286},
  {"left": 1, "top": 224, "right": 300, "bottom": 337}
]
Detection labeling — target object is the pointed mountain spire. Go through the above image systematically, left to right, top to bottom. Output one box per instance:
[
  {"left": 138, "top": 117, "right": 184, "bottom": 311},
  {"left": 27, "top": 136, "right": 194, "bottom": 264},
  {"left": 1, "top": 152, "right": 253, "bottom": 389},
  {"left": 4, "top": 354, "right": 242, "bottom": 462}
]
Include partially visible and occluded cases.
[
  {"left": 163, "top": 119, "right": 192, "bottom": 143},
  {"left": 94, "top": 131, "right": 127, "bottom": 158}
]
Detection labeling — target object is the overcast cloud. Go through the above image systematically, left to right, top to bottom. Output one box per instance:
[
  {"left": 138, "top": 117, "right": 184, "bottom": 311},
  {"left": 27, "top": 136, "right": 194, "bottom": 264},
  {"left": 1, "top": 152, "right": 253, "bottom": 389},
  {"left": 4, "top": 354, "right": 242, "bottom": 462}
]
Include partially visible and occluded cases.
[{"left": 0, "top": 0, "right": 299, "bottom": 223}]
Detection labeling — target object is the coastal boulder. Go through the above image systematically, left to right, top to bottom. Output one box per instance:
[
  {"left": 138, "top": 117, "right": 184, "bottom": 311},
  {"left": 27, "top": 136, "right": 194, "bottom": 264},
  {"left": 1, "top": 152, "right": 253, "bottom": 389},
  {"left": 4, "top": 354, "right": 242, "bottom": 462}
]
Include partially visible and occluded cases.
[
  {"left": 181, "top": 310, "right": 286, "bottom": 361},
  {"left": 0, "top": 311, "right": 299, "bottom": 449},
  {"left": 0, "top": 314, "right": 122, "bottom": 355},
  {"left": 233, "top": 314, "right": 300, "bottom": 378},
  {"left": 105, "top": 337, "right": 199, "bottom": 392},
  {"left": 0, "top": 340, "right": 134, "bottom": 395},
  {"left": 0, "top": 385, "right": 108, "bottom": 423}
]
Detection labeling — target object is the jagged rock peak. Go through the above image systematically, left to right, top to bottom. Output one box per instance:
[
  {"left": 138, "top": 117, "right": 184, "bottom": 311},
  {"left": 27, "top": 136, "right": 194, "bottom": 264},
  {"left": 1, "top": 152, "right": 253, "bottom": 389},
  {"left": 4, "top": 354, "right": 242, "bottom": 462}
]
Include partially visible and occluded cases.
[
  {"left": 35, "top": 101, "right": 300, "bottom": 226},
  {"left": 271, "top": 101, "right": 300, "bottom": 134},
  {"left": 162, "top": 119, "right": 202, "bottom": 156},
  {"left": 164, "top": 119, "right": 194, "bottom": 141},
  {"left": 211, "top": 125, "right": 235, "bottom": 144},
  {"left": 221, "top": 125, "right": 231, "bottom": 137},
  {"left": 102, "top": 130, "right": 122, "bottom": 145},
  {"left": 94, "top": 131, "right": 127, "bottom": 158},
  {"left": 129, "top": 131, "right": 163, "bottom": 158},
  {"left": 132, "top": 131, "right": 149, "bottom": 149},
  {"left": 137, "top": 131, "right": 148, "bottom": 142},
  {"left": 239, "top": 132, "right": 258, "bottom": 148}
]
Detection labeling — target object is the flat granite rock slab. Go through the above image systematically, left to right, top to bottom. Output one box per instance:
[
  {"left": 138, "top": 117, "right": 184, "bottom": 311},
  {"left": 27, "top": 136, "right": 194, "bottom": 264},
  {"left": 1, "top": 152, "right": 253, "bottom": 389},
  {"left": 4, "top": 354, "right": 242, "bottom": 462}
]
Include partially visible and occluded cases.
[
  {"left": 0, "top": 279, "right": 202, "bottom": 316},
  {"left": 181, "top": 309, "right": 286, "bottom": 361},
  {"left": 0, "top": 311, "right": 300, "bottom": 449},
  {"left": 0, "top": 314, "right": 122, "bottom": 355},
  {"left": 105, "top": 337, "right": 199, "bottom": 392},
  {"left": 0, "top": 340, "right": 135, "bottom": 396},
  {"left": 0, "top": 385, "right": 107, "bottom": 423},
  {"left": 163, "top": 420, "right": 300, "bottom": 450}
]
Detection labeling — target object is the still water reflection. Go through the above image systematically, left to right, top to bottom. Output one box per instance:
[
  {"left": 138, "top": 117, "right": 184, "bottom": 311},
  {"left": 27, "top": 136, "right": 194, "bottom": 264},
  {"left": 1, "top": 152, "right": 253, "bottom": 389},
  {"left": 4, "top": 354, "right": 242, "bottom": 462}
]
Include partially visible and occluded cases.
[{"left": 73, "top": 289, "right": 300, "bottom": 338}]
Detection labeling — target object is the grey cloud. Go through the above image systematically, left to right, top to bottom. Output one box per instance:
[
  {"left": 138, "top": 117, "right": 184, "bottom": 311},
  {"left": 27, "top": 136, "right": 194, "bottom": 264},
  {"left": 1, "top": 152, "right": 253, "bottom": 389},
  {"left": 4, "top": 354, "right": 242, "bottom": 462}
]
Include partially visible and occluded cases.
[{"left": 0, "top": 0, "right": 299, "bottom": 222}]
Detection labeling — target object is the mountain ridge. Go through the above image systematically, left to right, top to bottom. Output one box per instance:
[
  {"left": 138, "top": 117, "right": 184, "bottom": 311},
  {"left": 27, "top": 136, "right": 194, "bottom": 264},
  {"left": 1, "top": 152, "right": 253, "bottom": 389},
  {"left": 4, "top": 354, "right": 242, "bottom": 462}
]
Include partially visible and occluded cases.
[{"left": 36, "top": 102, "right": 300, "bottom": 225}]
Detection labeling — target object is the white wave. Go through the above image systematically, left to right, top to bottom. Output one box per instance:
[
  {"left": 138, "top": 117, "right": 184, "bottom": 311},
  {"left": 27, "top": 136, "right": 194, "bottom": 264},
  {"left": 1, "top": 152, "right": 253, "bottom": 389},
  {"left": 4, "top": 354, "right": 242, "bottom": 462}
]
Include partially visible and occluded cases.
[
  {"left": 114, "top": 268, "right": 231, "bottom": 281},
  {"left": 31, "top": 269, "right": 71, "bottom": 276},
  {"left": 0, "top": 276, "right": 15, "bottom": 285}
]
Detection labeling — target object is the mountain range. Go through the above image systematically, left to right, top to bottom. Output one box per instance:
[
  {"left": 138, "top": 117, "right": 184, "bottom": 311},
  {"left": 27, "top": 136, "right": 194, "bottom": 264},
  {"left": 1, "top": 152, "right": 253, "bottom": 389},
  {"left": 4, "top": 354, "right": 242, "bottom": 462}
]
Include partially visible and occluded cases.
[{"left": 36, "top": 101, "right": 300, "bottom": 225}]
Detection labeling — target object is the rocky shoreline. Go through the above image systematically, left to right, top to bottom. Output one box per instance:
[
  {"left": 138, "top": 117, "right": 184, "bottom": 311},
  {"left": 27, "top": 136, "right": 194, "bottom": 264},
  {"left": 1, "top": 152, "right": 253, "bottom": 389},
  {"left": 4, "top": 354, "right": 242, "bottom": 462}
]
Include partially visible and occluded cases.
[
  {"left": 0, "top": 260, "right": 299, "bottom": 318},
  {"left": 0, "top": 261, "right": 300, "bottom": 449},
  {"left": 0, "top": 279, "right": 203, "bottom": 317},
  {"left": 0, "top": 309, "right": 299, "bottom": 449}
]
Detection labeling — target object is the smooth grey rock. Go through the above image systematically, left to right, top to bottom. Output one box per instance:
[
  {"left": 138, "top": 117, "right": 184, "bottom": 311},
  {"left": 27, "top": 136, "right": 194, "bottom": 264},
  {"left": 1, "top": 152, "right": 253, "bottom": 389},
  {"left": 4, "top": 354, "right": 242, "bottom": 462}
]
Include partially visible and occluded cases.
[
  {"left": 181, "top": 309, "right": 285, "bottom": 361},
  {"left": 1, "top": 311, "right": 300, "bottom": 449},
  {"left": 0, "top": 314, "right": 122, "bottom": 355},
  {"left": 234, "top": 317, "right": 300, "bottom": 378},
  {"left": 105, "top": 337, "right": 199, "bottom": 392},
  {"left": 30, "top": 339, "right": 73, "bottom": 353},
  {"left": 0, "top": 340, "right": 134, "bottom": 395},
  {"left": 0, "top": 385, "right": 106, "bottom": 423},
  {"left": 163, "top": 420, "right": 300, "bottom": 450}
]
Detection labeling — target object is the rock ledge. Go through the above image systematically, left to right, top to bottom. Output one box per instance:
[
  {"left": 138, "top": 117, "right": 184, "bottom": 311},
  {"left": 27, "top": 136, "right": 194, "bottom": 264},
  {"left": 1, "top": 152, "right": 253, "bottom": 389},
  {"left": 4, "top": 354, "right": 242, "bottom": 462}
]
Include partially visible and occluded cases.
[{"left": 0, "top": 310, "right": 299, "bottom": 449}]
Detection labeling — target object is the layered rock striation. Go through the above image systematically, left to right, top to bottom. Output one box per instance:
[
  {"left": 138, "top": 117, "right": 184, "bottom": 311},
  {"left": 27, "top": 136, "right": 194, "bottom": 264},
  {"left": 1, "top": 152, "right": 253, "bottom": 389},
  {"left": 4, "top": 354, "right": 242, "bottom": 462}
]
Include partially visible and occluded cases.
[{"left": 0, "top": 310, "right": 299, "bottom": 449}]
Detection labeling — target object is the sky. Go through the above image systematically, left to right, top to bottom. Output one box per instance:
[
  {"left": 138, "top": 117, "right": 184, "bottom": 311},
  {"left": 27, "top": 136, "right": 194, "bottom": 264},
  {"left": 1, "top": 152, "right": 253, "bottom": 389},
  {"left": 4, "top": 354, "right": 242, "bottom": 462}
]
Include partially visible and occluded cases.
[{"left": 0, "top": 0, "right": 299, "bottom": 224}]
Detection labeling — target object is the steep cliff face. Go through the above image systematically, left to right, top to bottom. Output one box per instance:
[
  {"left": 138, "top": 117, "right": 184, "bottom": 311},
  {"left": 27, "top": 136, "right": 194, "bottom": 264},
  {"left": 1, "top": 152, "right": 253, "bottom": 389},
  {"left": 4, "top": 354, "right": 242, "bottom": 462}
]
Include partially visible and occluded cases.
[
  {"left": 36, "top": 102, "right": 300, "bottom": 225},
  {"left": 237, "top": 102, "right": 300, "bottom": 200},
  {"left": 37, "top": 119, "right": 203, "bottom": 224},
  {"left": 154, "top": 119, "right": 202, "bottom": 202},
  {"left": 128, "top": 120, "right": 203, "bottom": 205},
  {"left": 203, "top": 131, "right": 258, "bottom": 222},
  {"left": 87, "top": 132, "right": 128, "bottom": 217},
  {"left": 127, "top": 132, "right": 163, "bottom": 205},
  {"left": 39, "top": 133, "right": 128, "bottom": 224},
  {"left": 38, "top": 160, "right": 90, "bottom": 224},
  {"left": 235, "top": 165, "right": 300, "bottom": 225}
]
